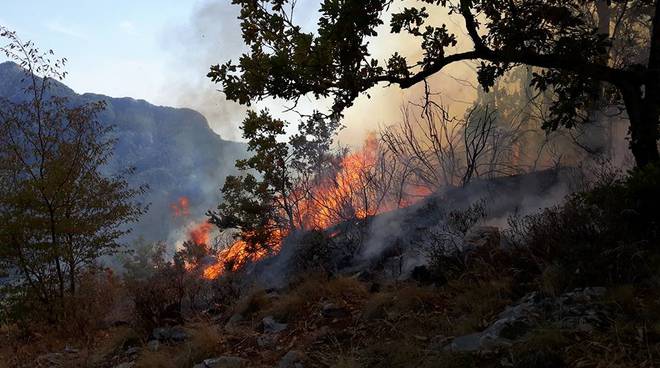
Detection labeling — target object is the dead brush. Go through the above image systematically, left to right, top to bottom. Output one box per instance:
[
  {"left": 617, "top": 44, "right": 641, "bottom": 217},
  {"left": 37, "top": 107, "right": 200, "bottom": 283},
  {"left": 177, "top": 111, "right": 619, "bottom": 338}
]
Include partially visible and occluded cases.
[
  {"left": 56, "top": 269, "right": 122, "bottom": 339},
  {"left": 262, "top": 275, "right": 368, "bottom": 323},
  {"left": 444, "top": 277, "right": 513, "bottom": 335},
  {"left": 361, "top": 283, "right": 443, "bottom": 321},
  {"left": 228, "top": 288, "right": 271, "bottom": 321},
  {"left": 563, "top": 321, "right": 660, "bottom": 367},
  {"left": 133, "top": 323, "right": 222, "bottom": 368},
  {"left": 174, "top": 323, "right": 222, "bottom": 367}
]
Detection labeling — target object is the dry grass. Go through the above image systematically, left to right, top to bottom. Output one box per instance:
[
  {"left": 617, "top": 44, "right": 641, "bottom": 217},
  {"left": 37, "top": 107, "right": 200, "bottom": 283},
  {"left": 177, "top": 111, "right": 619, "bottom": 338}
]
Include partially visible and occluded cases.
[
  {"left": 260, "top": 275, "right": 368, "bottom": 322},
  {"left": 447, "top": 277, "right": 512, "bottom": 335},
  {"left": 362, "top": 284, "right": 442, "bottom": 320},
  {"left": 230, "top": 288, "right": 272, "bottom": 320},
  {"left": 134, "top": 323, "right": 222, "bottom": 368},
  {"left": 86, "top": 326, "right": 141, "bottom": 366},
  {"left": 135, "top": 350, "right": 178, "bottom": 368},
  {"left": 330, "top": 355, "right": 362, "bottom": 368}
]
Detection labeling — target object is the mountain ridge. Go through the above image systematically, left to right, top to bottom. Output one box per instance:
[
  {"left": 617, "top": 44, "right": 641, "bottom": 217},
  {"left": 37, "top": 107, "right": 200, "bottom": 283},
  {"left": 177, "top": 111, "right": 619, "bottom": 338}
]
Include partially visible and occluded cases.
[{"left": 0, "top": 61, "right": 246, "bottom": 245}]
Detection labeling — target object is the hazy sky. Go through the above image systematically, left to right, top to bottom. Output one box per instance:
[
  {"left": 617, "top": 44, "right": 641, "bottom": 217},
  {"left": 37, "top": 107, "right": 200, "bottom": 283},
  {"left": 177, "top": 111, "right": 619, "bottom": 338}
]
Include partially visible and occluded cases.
[
  {"left": 0, "top": 0, "right": 330, "bottom": 140},
  {"left": 0, "top": 1, "right": 478, "bottom": 143},
  {"left": 1, "top": 1, "right": 190, "bottom": 102}
]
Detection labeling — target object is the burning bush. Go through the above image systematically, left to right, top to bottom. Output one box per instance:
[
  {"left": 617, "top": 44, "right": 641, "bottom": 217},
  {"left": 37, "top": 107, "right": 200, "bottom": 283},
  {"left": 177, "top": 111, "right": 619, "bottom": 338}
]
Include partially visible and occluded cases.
[{"left": 206, "top": 111, "right": 436, "bottom": 279}]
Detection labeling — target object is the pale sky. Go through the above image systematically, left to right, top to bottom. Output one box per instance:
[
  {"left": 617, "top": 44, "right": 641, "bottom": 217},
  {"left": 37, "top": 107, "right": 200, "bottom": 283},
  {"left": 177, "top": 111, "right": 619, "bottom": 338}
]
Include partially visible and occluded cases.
[
  {"left": 1, "top": 0, "right": 297, "bottom": 140},
  {"left": 0, "top": 1, "right": 478, "bottom": 143},
  {"left": 1, "top": 1, "right": 189, "bottom": 102}
]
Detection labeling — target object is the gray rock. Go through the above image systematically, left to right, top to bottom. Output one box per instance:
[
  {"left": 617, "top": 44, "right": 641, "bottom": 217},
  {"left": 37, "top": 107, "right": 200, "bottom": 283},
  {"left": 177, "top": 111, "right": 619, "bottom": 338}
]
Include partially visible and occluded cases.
[
  {"left": 444, "top": 287, "right": 611, "bottom": 352},
  {"left": 321, "top": 303, "right": 349, "bottom": 318},
  {"left": 262, "top": 316, "right": 288, "bottom": 333},
  {"left": 151, "top": 325, "right": 188, "bottom": 342},
  {"left": 169, "top": 326, "right": 189, "bottom": 342},
  {"left": 447, "top": 332, "right": 512, "bottom": 352},
  {"left": 257, "top": 334, "right": 277, "bottom": 348},
  {"left": 147, "top": 340, "right": 160, "bottom": 352},
  {"left": 64, "top": 346, "right": 79, "bottom": 354},
  {"left": 125, "top": 346, "right": 141, "bottom": 356},
  {"left": 278, "top": 350, "right": 305, "bottom": 368},
  {"left": 196, "top": 356, "right": 249, "bottom": 368}
]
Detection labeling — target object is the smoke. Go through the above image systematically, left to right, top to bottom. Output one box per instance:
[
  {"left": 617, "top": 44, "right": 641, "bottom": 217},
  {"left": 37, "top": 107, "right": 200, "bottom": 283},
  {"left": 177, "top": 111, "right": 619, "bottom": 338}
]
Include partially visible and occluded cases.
[
  {"left": 160, "top": 1, "right": 248, "bottom": 141},
  {"left": 339, "top": 2, "right": 480, "bottom": 146}
]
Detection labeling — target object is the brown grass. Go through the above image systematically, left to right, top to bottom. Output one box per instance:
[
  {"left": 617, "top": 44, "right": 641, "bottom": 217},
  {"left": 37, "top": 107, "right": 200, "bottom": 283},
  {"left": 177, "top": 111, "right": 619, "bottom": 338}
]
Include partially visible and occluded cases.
[
  {"left": 260, "top": 275, "right": 368, "bottom": 322},
  {"left": 134, "top": 323, "right": 222, "bottom": 368}
]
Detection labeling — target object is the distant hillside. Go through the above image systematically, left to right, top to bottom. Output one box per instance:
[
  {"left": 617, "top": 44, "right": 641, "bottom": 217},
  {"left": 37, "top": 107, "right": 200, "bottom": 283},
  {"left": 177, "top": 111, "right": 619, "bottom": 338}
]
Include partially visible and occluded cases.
[{"left": 0, "top": 61, "right": 246, "bottom": 245}]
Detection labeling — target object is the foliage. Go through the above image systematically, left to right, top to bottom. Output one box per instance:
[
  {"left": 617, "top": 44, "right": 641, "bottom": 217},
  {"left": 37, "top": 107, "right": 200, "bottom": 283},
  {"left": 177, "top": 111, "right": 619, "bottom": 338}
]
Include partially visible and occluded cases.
[
  {"left": 210, "top": 0, "right": 659, "bottom": 167},
  {"left": 0, "top": 27, "right": 145, "bottom": 321},
  {"left": 208, "top": 110, "right": 338, "bottom": 253},
  {"left": 506, "top": 163, "right": 660, "bottom": 288},
  {"left": 422, "top": 199, "right": 487, "bottom": 283},
  {"left": 289, "top": 230, "right": 336, "bottom": 275}
]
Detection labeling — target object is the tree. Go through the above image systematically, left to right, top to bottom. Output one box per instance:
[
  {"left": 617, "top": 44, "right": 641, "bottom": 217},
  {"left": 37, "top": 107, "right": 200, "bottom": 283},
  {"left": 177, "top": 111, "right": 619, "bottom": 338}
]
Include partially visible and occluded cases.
[
  {"left": 209, "top": 0, "right": 660, "bottom": 167},
  {"left": 0, "top": 28, "right": 145, "bottom": 316},
  {"left": 208, "top": 110, "right": 337, "bottom": 252}
]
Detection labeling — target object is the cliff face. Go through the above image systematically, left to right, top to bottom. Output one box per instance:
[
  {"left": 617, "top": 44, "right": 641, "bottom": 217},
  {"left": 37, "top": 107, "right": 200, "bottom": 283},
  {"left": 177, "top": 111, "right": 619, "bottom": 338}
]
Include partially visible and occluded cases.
[{"left": 0, "top": 61, "right": 246, "bottom": 244}]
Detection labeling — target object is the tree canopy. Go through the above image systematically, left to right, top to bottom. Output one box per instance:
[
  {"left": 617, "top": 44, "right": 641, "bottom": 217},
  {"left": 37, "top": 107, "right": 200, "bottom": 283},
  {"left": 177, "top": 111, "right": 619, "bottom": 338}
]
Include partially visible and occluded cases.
[
  {"left": 209, "top": 0, "right": 660, "bottom": 167},
  {"left": 0, "top": 28, "right": 145, "bottom": 314}
]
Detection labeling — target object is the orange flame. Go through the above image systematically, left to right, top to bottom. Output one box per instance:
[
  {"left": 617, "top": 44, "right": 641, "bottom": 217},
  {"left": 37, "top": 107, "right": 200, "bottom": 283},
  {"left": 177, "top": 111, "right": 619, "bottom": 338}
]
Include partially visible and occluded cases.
[
  {"left": 294, "top": 133, "right": 381, "bottom": 230},
  {"left": 192, "top": 134, "right": 433, "bottom": 280},
  {"left": 171, "top": 196, "right": 191, "bottom": 217},
  {"left": 189, "top": 222, "right": 213, "bottom": 246}
]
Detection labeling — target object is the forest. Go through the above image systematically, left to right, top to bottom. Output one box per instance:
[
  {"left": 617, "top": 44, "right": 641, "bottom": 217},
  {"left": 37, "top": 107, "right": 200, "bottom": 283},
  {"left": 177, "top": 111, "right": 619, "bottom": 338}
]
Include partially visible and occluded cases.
[{"left": 1, "top": 0, "right": 660, "bottom": 367}]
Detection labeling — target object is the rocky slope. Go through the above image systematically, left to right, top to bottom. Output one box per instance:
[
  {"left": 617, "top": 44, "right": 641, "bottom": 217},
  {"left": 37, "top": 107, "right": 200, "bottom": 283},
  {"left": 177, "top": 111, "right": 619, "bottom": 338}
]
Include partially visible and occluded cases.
[{"left": 0, "top": 61, "right": 246, "bottom": 245}]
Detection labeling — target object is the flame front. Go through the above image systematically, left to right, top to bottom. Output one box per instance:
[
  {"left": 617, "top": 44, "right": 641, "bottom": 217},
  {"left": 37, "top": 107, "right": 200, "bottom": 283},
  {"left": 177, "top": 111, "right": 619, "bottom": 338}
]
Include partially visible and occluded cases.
[{"left": 183, "top": 135, "right": 431, "bottom": 280}]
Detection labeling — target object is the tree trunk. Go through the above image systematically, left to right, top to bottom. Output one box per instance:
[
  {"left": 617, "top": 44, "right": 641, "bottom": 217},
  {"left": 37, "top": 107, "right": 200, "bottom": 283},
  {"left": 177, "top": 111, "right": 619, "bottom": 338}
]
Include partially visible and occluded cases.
[
  {"left": 630, "top": 0, "right": 660, "bottom": 167},
  {"left": 620, "top": 81, "right": 660, "bottom": 167}
]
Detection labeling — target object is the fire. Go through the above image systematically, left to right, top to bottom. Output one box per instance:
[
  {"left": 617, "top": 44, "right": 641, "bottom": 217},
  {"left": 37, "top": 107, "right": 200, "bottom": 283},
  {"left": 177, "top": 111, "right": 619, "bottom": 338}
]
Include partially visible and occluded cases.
[
  {"left": 295, "top": 133, "right": 382, "bottom": 230},
  {"left": 182, "top": 134, "right": 433, "bottom": 280},
  {"left": 171, "top": 196, "right": 191, "bottom": 217},
  {"left": 189, "top": 222, "right": 213, "bottom": 246},
  {"left": 200, "top": 236, "right": 282, "bottom": 280}
]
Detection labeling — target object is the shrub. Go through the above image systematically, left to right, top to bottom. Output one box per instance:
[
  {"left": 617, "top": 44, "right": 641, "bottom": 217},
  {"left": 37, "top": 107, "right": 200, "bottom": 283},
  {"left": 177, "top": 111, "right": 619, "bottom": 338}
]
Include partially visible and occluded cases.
[
  {"left": 506, "top": 164, "right": 660, "bottom": 289},
  {"left": 421, "top": 200, "right": 509, "bottom": 284},
  {"left": 290, "top": 230, "right": 336, "bottom": 275},
  {"left": 125, "top": 265, "right": 186, "bottom": 331}
]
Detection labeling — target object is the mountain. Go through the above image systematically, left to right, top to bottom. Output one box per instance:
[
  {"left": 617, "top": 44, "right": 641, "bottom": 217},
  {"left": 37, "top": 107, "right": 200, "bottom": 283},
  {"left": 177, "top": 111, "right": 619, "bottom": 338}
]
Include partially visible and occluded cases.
[{"left": 0, "top": 61, "right": 246, "bottom": 245}]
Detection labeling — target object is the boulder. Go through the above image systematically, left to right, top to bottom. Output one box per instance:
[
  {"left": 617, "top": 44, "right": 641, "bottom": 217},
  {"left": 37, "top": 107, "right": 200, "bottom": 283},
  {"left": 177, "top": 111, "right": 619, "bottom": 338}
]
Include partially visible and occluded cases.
[
  {"left": 444, "top": 287, "right": 610, "bottom": 352},
  {"left": 321, "top": 303, "right": 349, "bottom": 319},
  {"left": 261, "top": 316, "right": 288, "bottom": 333},
  {"left": 151, "top": 325, "right": 189, "bottom": 342},
  {"left": 147, "top": 340, "right": 160, "bottom": 352},
  {"left": 193, "top": 356, "right": 249, "bottom": 368}
]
